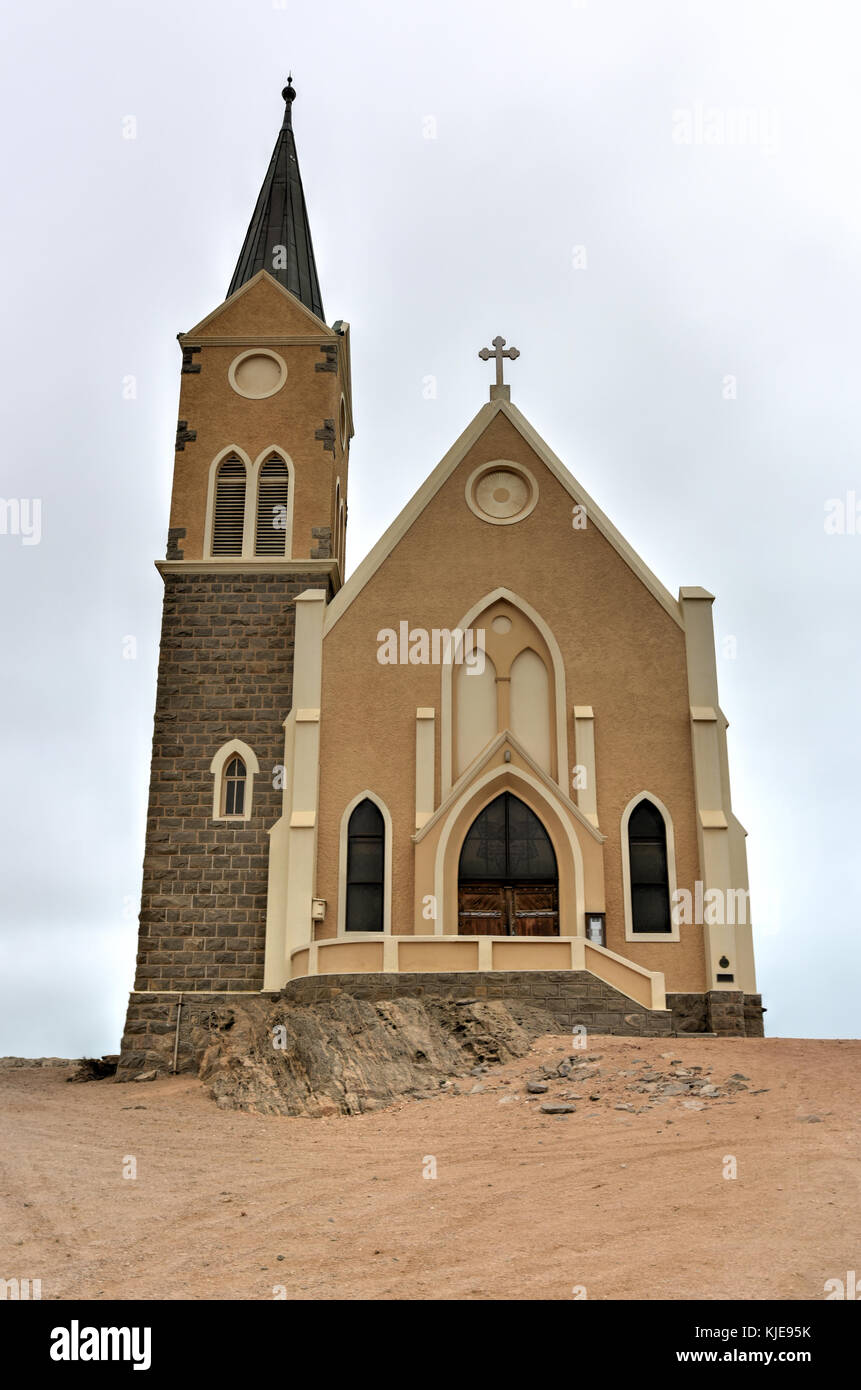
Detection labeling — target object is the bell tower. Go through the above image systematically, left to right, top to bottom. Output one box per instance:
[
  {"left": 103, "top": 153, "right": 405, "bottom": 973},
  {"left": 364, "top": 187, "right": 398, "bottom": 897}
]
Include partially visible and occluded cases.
[
  {"left": 168, "top": 77, "right": 353, "bottom": 572},
  {"left": 118, "top": 80, "right": 352, "bottom": 1077}
]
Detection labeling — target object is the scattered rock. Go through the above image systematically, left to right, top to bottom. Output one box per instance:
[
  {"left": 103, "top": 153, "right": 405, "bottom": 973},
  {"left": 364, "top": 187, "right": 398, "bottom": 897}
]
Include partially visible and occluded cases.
[
  {"left": 67, "top": 1056, "right": 119, "bottom": 1084},
  {"left": 133, "top": 1070, "right": 158, "bottom": 1083},
  {"left": 526, "top": 1082, "right": 549, "bottom": 1094},
  {"left": 539, "top": 1103, "right": 576, "bottom": 1115},
  {"left": 614, "top": 1104, "right": 636, "bottom": 1112},
  {"left": 798, "top": 1114, "right": 822, "bottom": 1123}
]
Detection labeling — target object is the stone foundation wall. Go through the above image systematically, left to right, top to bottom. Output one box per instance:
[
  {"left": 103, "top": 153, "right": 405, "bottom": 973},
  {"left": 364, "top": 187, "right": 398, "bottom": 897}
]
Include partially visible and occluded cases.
[
  {"left": 280, "top": 971, "right": 674, "bottom": 1035},
  {"left": 668, "top": 990, "right": 765, "bottom": 1037},
  {"left": 118, "top": 991, "right": 274, "bottom": 1079}
]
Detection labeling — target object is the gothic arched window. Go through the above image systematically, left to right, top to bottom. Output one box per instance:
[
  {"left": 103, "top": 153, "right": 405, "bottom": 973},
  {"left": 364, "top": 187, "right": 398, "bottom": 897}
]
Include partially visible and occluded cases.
[
  {"left": 255, "top": 454, "right": 290, "bottom": 556},
  {"left": 212, "top": 455, "right": 247, "bottom": 555},
  {"left": 209, "top": 739, "right": 259, "bottom": 821},
  {"left": 222, "top": 757, "right": 247, "bottom": 816},
  {"left": 345, "top": 798, "right": 385, "bottom": 932},
  {"left": 628, "top": 798, "right": 671, "bottom": 933}
]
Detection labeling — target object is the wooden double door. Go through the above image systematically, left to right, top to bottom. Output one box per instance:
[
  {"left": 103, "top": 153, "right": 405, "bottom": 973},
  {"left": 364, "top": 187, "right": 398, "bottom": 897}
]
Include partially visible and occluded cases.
[
  {"left": 457, "top": 792, "right": 559, "bottom": 938},
  {"left": 457, "top": 882, "right": 559, "bottom": 936}
]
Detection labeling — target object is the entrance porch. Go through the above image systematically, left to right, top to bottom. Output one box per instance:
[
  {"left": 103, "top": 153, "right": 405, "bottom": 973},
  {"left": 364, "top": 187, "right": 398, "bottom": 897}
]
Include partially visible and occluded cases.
[{"left": 288, "top": 932, "right": 666, "bottom": 1012}]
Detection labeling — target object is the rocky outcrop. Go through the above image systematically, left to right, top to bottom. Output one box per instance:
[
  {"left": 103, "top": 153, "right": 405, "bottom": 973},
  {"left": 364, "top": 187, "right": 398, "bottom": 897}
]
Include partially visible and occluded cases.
[
  {"left": 190, "top": 992, "right": 557, "bottom": 1117},
  {"left": 0, "top": 1056, "right": 74, "bottom": 1068}
]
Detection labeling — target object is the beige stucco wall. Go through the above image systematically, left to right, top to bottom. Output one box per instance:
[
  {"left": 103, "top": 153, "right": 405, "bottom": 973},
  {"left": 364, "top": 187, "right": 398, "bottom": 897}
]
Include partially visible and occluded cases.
[
  {"left": 169, "top": 275, "right": 349, "bottom": 561},
  {"left": 314, "top": 410, "right": 707, "bottom": 993}
]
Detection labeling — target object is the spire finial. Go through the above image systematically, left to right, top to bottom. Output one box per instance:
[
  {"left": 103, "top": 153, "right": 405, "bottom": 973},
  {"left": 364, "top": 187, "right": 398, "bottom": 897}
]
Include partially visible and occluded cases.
[{"left": 227, "top": 72, "right": 324, "bottom": 317}]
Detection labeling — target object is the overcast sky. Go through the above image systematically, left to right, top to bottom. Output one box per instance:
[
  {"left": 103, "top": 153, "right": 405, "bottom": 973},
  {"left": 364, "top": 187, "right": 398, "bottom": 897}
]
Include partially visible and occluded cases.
[{"left": 1, "top": 0, "right": 858, "bottom": 1054}]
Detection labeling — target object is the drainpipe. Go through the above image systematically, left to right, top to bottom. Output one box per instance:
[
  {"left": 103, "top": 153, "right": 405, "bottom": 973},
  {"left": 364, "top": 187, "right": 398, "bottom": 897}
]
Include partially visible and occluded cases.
[{"left": 172, "top": 993, "right": 184, "bottom": 1074}]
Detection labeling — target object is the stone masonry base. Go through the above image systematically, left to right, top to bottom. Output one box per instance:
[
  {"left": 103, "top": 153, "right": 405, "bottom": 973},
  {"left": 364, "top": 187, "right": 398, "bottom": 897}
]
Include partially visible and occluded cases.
[{"left": 117, "top": 975, "right": 765, "bottom": 1078}]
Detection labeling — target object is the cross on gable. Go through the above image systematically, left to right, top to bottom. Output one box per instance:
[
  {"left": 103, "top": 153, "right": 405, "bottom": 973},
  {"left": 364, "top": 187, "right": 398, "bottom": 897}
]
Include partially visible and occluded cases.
[{"left": 478, "top": 335, "right": 520, "bottom": 400}]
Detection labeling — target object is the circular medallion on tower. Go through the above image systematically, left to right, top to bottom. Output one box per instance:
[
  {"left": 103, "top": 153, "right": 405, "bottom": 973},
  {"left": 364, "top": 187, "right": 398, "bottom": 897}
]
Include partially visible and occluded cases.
[
  {"left": 228, "top": 349, "right": 287, "bottom": 400},
  {"left": 465, "top": 460, "right": 538, "bottom": 526}
]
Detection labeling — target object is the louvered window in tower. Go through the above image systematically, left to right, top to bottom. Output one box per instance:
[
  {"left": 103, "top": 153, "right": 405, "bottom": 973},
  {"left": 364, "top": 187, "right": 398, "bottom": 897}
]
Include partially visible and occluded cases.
[
  {"left": 255, "top": 455, "right": 289, "bottom": 555},
  {"left": 212, "top": 456, "right": 247, "bottom": 555}
]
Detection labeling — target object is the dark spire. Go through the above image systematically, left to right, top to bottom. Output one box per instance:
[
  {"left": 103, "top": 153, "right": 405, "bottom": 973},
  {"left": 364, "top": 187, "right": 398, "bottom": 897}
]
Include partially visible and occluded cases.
[{"left": 226, "top": 77, "right": 325, "bottom": 320}]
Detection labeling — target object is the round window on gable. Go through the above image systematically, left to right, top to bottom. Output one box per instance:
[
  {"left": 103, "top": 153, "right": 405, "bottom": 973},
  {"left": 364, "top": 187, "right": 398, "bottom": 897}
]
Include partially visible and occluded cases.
[
  {"left": 228, "top": 350, "right": 287, "bottom": 400},
  {"left": 465, "top": 460, "right": 538, "bottom": 526}
]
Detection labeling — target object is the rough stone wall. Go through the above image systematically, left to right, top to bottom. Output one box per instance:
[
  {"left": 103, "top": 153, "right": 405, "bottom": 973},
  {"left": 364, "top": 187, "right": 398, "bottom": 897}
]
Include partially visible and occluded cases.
[
  {"left": 133, "top": 569, "right": 330, "bottom": 995},
  {"left": 668, "top": 990, "right": 765, "bottom": 1038},
  {"left": 118, "top": 991, "right": 272, "bottom": 1079},
  {"left": 743, "top": 993, "right": 766, "bottom": 1038}
]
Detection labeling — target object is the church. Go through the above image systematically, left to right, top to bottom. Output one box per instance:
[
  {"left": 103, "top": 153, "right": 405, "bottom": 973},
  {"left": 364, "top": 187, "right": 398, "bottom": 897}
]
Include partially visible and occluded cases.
[{"left": 119, "top": 81, "right": 764, "bottom": 1077}]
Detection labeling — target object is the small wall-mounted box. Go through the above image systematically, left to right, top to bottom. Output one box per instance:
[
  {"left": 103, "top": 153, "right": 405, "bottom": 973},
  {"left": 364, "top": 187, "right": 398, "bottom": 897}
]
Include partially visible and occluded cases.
[
  {"left": 311, "top": 898, "right": 327, "bottom": 922},
  {"left": 585, "top": 912, "right": 606, "bottom": 947}
]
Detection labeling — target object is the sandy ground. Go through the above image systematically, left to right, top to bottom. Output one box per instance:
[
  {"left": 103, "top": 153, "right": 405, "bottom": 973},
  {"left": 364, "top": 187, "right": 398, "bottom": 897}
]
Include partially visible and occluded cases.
[{"left": 1, "top": 1034, "right": 858, "bottom": 1301}]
